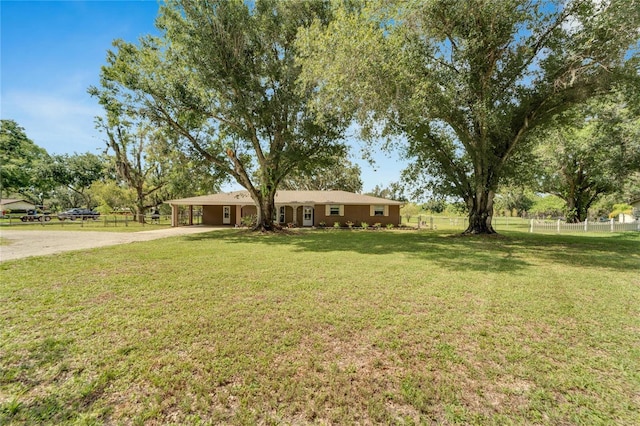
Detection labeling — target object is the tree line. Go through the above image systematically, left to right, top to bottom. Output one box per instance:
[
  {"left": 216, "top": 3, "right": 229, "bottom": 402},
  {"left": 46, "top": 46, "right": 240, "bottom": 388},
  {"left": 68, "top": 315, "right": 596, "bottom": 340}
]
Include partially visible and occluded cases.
[
  {"left": 2, "top": 0, "right": 639, "bottom": 232},
  {"left": 0, "top": 118, "right": 362, "bottom": 218}
]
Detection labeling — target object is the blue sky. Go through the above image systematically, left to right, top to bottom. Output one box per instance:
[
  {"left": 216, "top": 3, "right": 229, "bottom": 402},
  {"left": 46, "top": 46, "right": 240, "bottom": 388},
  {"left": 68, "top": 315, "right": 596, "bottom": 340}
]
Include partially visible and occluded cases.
[{"left": 1, "top": 0, "right": 405, "bottom": 193}]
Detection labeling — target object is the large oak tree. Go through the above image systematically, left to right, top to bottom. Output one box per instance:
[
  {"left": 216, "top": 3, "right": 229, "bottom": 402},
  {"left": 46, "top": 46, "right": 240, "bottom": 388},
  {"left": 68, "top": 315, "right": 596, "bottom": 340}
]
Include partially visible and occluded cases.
[
  {"left": 93, "top": 0, "right": 348, "bottom": 231},
  {"left": 297, "top": 0, "right": 640, "bottom": 233},
  {"left": 533, "top": 92, "right": 640, "bottom": 222},
  {"left": 0, "top": 119, "right": 50, "bottom": 200}
]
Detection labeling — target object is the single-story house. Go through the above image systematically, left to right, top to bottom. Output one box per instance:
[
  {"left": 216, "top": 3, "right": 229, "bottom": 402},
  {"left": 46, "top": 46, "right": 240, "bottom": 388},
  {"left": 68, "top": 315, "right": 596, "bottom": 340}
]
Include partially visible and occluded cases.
[
  {"left": 166, "top": 190, "right": 403, "bottom": 227},
  {"left": 0, "top": 198, "right": 36, "bottom": 215}
]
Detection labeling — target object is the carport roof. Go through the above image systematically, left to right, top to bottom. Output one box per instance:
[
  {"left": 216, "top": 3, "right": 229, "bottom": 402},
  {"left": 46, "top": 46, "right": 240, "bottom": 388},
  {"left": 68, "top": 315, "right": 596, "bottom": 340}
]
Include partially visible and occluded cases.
[{"left": 166, "top": 190, "right": 403, "bottom": 206}]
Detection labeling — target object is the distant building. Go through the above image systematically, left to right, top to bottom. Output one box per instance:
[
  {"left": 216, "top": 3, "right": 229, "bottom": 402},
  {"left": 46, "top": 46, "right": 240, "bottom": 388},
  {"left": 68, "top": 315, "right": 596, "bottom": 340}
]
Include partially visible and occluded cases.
[{"left": 0, "top": 198, "right": 36, "bottom": 215}]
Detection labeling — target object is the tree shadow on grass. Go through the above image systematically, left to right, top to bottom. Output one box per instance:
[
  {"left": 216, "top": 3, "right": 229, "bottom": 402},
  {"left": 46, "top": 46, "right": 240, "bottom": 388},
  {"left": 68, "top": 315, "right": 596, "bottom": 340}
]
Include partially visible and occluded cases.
[{"left": 183, "top": 229, "right": 640, "bottom": 273}]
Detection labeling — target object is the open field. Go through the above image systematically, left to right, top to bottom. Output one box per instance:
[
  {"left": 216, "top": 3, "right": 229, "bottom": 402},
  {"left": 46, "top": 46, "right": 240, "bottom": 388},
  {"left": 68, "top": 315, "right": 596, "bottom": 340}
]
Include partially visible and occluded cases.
[{"left": 1, "top": 229, "right": 639, "bottom": 424}]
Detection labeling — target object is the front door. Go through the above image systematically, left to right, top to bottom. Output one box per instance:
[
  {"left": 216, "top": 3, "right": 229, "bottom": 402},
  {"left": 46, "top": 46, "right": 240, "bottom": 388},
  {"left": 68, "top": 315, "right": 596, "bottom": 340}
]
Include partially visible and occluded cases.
[
  {"left": 223, "top": 206, "right": 231, "bottom": 224},
  {"left": 303, "top": 206, "right": 313, "bottom": 227}
]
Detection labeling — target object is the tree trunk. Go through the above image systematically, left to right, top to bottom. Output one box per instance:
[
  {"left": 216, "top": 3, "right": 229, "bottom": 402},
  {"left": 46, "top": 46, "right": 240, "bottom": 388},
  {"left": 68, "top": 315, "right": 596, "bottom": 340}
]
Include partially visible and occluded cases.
[
  {"left": 463, "top": 188, "right": 497, "bottom": 234},
  {"left": 253, "top": 189, "right": 279, "bottom": 232},
  {"left": 565, "top": 196, "right": 588, "bottom": 223},
  {"left": 135, "top": 204, "right": 146, "bottom": 224}
]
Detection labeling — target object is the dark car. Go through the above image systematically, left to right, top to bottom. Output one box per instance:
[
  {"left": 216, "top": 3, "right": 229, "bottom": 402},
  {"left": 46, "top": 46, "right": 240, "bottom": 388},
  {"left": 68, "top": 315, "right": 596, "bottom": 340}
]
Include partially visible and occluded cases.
[
  {"left": 57, "top": 208, "right": 100, "bottom": 221},
  {"left": 20, "top": 209, "right": 52, "bottom": 222}
]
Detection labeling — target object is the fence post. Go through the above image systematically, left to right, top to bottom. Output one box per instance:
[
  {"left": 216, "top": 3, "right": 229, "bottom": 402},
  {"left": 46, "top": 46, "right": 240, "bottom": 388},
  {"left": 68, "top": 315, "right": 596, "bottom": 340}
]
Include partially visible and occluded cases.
[
  {"left": 584, "top": 218, "right": 588, "bottom": 232},
  {"left": 610, "top": 218, "right": 614, "bottom": 232},
  {"left": 530, "top": 219, "right": 534, "bottom": 233},
  {"left": 557, "top": 219, "right": 561, "bottom": 233}
]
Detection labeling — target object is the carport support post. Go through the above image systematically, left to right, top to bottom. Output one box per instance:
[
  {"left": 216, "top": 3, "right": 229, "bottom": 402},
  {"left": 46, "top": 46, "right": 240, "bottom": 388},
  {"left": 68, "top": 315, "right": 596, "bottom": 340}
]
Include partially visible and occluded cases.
[
  {"left": 171, "top": 204, "right": 179, "bottom": 227},
  {"left": 236, "top": 205, "right": 242, "bottom": 227},
  {"left": 189, "top": 206, "right": 193, "bottom": 226}
]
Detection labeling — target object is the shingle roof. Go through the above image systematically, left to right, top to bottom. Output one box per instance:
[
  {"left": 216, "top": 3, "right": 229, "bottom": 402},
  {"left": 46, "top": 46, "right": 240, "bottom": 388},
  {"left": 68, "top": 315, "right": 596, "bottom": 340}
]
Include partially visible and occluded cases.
[
  {"left": 167, "top": 190, "right": 403, "bottom": 206},
  {"left": 0, "top": 198, "right": 33, "bottom": 205}
]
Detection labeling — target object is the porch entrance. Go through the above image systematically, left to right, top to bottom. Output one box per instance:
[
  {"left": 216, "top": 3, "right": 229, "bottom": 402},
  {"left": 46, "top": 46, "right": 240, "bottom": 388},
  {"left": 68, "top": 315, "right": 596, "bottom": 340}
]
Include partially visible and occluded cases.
[
  {"left": 223, "top": 206, "right": 231, "bottom": 224},
  {"left": 303, "top": 206, "right": 313, "bottom": 227}
]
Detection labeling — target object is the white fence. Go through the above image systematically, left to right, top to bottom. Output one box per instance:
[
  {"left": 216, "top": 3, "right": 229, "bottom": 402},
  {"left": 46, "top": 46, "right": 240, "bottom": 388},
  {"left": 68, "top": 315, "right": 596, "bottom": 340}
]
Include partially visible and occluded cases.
[{"left": 529, "top": 218, "right": 640, "bottom": 233}]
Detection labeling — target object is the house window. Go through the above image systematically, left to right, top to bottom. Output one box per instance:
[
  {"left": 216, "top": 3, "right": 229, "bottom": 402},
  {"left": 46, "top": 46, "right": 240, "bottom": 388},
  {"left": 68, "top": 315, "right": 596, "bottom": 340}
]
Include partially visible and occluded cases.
[
  {"left": 329, "top": 205, "right": 341, "bottom": 216},
  {"left": 373, "top": 205, "right": 385, "bottom": 216},
  {"left": 279, "top": 206, "right": 285, "bottom": 223}
]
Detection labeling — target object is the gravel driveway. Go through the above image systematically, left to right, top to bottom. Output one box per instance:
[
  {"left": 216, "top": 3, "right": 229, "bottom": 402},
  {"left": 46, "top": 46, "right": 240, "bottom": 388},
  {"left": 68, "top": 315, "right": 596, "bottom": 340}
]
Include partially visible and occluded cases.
[{"left": 0, "top": 226, "right": 219, "bottom": 261}]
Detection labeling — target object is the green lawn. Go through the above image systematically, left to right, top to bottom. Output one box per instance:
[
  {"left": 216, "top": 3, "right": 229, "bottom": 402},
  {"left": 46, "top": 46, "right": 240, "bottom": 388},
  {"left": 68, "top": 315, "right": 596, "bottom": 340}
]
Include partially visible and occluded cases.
[{"left": 1, "top": 229, "right": 639, "bottom": 424}]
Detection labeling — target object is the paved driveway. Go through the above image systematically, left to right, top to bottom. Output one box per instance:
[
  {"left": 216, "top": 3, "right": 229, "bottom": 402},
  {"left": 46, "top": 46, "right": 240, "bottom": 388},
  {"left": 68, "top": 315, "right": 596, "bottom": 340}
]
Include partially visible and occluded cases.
[{"left": 0, "top": 226, "right": 219, "bottom": 261}]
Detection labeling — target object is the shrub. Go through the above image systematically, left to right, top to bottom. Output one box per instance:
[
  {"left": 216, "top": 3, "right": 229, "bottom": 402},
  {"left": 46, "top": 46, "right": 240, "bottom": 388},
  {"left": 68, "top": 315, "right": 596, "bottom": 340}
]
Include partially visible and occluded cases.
[
  {"left": 609, "top": 203, "right": 633, "bottom": 218},
  {"left": 241, "top": 215, "right": 256, "bottom": 227},
  {"left": 333, "top": 221, "right": 341, "bottom": 228},
  {"left": 361, "top": 222, "right": 369, "bottom": 230},
  {"left": 386, "top": 223, "right": 394, "bottom": 229}
]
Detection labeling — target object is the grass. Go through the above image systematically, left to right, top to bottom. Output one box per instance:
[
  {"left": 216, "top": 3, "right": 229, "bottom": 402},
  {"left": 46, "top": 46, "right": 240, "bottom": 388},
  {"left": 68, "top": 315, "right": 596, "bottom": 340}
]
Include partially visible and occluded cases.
[{"left": 1, "top": 229, "right": 639, "bottom": 424}]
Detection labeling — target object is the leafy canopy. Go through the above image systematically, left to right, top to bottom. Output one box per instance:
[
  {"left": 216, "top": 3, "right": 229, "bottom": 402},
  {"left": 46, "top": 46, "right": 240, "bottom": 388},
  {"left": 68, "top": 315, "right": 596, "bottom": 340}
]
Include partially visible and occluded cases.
[
  {"left": 92, "top": 0, "right": 349, "bottom": 230},
  {"left": 297, "top": 0, "right": 640, "bottom": 233},
  {"left": 532, "top": 91, "right": 640, "bottom": 222},
  {"left": 0, "top": 119, "right": 50, "bottom": 200}
]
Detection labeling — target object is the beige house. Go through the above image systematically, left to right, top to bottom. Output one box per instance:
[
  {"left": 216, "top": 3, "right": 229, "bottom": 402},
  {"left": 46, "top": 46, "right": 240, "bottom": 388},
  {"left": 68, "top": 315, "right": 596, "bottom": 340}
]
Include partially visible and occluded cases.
[
  {"left": 166, "top": 190, "right": 403, "bottom": 227},
  {"left": 0, "top": 198, "right": 36, "bottom": 215}
]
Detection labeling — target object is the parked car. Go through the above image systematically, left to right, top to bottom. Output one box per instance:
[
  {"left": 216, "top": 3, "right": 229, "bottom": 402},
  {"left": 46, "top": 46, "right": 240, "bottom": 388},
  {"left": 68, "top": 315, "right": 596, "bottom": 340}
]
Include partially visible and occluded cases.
[
  {"left": 57, "top": 208, "right": 100, "bottom": 221},
  {"left": 20, "top": 209, "right": 52, "bottom": 222}
]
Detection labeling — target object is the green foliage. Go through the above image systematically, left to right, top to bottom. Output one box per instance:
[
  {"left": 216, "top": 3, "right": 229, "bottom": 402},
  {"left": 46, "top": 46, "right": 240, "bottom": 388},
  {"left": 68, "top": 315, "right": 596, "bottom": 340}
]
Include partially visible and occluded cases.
[
  {"left": 93, "top": 0, "right": 349, "bottom": 231},
  {"left": 297, "top": 0, "right": 640, "bottom": 233},
  {"left": 532, "top": 92, "right": 640, "bottom": 222},
  {"left": 0, "top": 119, "right": 50, "bottom": 199},
  {"left": 42, "top": 153, "right": 106, "bottom": 209},
  {"left": 279, "top": 156, "right": 362, "bottom": 192},
  {"left": 90, "top": 180, "right": 135, "bottom": 213},
  {"left": 366, "top": 183, "right": 405, "bottom": 201},
  {"left": 494, "top": 187, "right": 534, "bottom": 217},
  {"left": 529, "top": 194, "right": 565, "bottom": 219},
  {"left": 423, "top": 198, "right": 446, "bottom": 214},
  {"left": 400, "top": 202, "right": 422, "bottom": 221},
  {"left": 609, "top": 203, "right": 633, "bottom": 218},
  {"left": 241, "top": 215, "right": 257, "bottom": 228}
]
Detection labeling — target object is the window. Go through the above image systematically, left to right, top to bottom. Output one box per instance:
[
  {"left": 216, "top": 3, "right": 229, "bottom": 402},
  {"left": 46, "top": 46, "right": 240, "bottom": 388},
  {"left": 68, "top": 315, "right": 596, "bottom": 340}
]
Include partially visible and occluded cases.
[
  {"left": 325, "top": 205, "right": 344, "bottom": 216},
  {"left": 370, "top": 205, "right": 388, "bottom": 216},
  {"left": 279, "top": 206, "right": 285, "bottom": 223}
]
